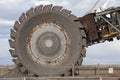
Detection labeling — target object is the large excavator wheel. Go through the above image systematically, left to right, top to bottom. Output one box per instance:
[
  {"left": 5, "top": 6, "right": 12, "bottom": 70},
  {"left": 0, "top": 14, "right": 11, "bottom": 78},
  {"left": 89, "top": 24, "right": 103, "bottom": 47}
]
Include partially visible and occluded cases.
[{"left": 9, "top": 5, "right": 86, "bottom": 76}]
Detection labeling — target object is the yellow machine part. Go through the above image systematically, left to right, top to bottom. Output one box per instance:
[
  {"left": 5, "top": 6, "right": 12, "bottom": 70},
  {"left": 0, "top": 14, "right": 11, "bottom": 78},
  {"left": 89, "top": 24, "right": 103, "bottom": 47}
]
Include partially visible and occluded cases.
[
  {"left": 102, "top": 27, "right": 119, "bottom": 38},
  {"left": 103, "top": 32, "right": 118, "bottom": 38}
]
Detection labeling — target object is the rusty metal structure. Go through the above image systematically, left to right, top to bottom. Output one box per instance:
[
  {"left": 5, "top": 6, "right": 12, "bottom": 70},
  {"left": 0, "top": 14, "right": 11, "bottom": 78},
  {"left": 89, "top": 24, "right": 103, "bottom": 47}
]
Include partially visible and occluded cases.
[
  {"left": 8, "top": 5, "right": 120, "bottom": 77},
  {"left": 77, "top": 7, "right": 120, "bottom": 45}
]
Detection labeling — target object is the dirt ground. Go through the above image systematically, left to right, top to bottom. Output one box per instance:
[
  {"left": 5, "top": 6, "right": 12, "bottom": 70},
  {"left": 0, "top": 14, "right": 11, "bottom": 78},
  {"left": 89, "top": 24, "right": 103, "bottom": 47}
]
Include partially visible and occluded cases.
[{"left": 0, "top": 64, "right": 120, "bottom": 79}]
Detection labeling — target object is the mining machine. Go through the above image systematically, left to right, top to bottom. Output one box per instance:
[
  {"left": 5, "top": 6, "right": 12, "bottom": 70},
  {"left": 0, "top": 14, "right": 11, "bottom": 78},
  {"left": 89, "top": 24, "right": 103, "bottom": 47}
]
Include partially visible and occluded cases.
[{"left": 8, "top": 4, "right": 120, "bottom": 77}]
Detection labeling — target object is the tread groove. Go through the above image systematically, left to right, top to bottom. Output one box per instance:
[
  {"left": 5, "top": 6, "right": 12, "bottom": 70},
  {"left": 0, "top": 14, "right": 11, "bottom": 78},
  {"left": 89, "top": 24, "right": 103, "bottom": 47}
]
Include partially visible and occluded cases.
[
  {"left": 43, "top": 4, "right": 52, "bottom": 11},
  {"left": 34, "top": 5, "right": 43, "bottom": 14},
  {"left": 52, "top": 6, "right": 62, "bottom": 11},
  {"left": 26, "top": 8, "right": 34, "bottom": 18},
  {"left": 61, "top": 9, "right": 71, "bottom": 15},
  {"left": 19, "top": 13, "right": 26, "bottom": 24},
  {"left": 69, "top": 14, "right": 77, "bottom": 20},
  {"left": 14, "top": 21, "right": 20, "bottom": 31},
  {"left": 10, "top": 29, "right": 16, "bottom": 40},
  {"left": 81, "top": 29, "right": 86, "bottom": 38},
  {"left": 82, "top": 38, "right": 87, "bottom": 47},
  {"left": 9, "top": 39, "right": 15, "bottom": 48},
  {"left": 81, "top": 48, "right": 86, "bottom": 57},
  {"left": 9, "top": 49, "right": 17, "bottom": 57},
  {"left": 13, "top": 58, "right": 22, "bottom": 67}
]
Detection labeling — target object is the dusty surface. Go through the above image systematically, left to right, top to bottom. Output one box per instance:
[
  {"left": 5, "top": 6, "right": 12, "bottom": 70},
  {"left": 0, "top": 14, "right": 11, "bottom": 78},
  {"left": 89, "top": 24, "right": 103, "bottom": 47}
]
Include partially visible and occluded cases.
[{"left": 0, "top": 64, "right": 120, "bottom": 79}]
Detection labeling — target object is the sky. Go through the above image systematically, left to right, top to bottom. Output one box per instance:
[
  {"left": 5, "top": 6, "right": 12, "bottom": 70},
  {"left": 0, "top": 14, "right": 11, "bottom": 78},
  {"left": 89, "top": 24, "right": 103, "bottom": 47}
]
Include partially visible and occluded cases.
[{"left": 0, "top": 0, "right": 120, "bottom": 65}]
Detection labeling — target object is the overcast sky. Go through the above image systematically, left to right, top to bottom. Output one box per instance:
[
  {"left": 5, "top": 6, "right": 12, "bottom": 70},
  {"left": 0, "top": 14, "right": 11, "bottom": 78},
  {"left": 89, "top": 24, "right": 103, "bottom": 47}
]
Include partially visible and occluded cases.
[{"left": 0, "top": 0, "right": 120, "bottom": 65}]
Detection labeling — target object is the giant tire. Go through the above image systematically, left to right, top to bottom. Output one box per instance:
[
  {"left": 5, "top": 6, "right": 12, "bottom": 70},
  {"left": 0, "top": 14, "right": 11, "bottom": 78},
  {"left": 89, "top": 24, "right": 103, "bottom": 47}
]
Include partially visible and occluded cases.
[{"left": 9, "top": 5, "right": 86, "bottom": 76}]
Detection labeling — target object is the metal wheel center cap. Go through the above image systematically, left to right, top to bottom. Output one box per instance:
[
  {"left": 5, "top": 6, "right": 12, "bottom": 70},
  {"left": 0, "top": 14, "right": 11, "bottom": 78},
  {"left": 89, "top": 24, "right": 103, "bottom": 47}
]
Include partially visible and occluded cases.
[{"left": 45, "top": 39, "right": 53, "bottom": 47}]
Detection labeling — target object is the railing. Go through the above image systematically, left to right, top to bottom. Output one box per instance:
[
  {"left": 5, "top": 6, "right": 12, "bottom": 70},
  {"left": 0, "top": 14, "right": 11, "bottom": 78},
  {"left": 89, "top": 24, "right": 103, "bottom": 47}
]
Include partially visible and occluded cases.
[
  {"left": 0, "top": 77, "right": 120, "bottom": 80},
  {"left": 0, "top": 78, "right": 22, "bottom": 80}
]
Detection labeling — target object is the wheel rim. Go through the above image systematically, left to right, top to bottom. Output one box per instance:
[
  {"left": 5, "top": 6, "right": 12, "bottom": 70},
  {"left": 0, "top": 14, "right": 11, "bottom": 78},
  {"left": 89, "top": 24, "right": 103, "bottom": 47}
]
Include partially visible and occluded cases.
[{"left": 27, "top": 23, "right": 71, "bottom": 66}]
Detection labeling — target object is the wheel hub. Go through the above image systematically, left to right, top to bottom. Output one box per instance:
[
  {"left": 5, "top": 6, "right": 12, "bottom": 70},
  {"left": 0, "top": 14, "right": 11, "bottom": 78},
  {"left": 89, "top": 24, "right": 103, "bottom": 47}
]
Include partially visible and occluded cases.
[{"left": 45, "top": 39, "right": 53, "bottom": 48}]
